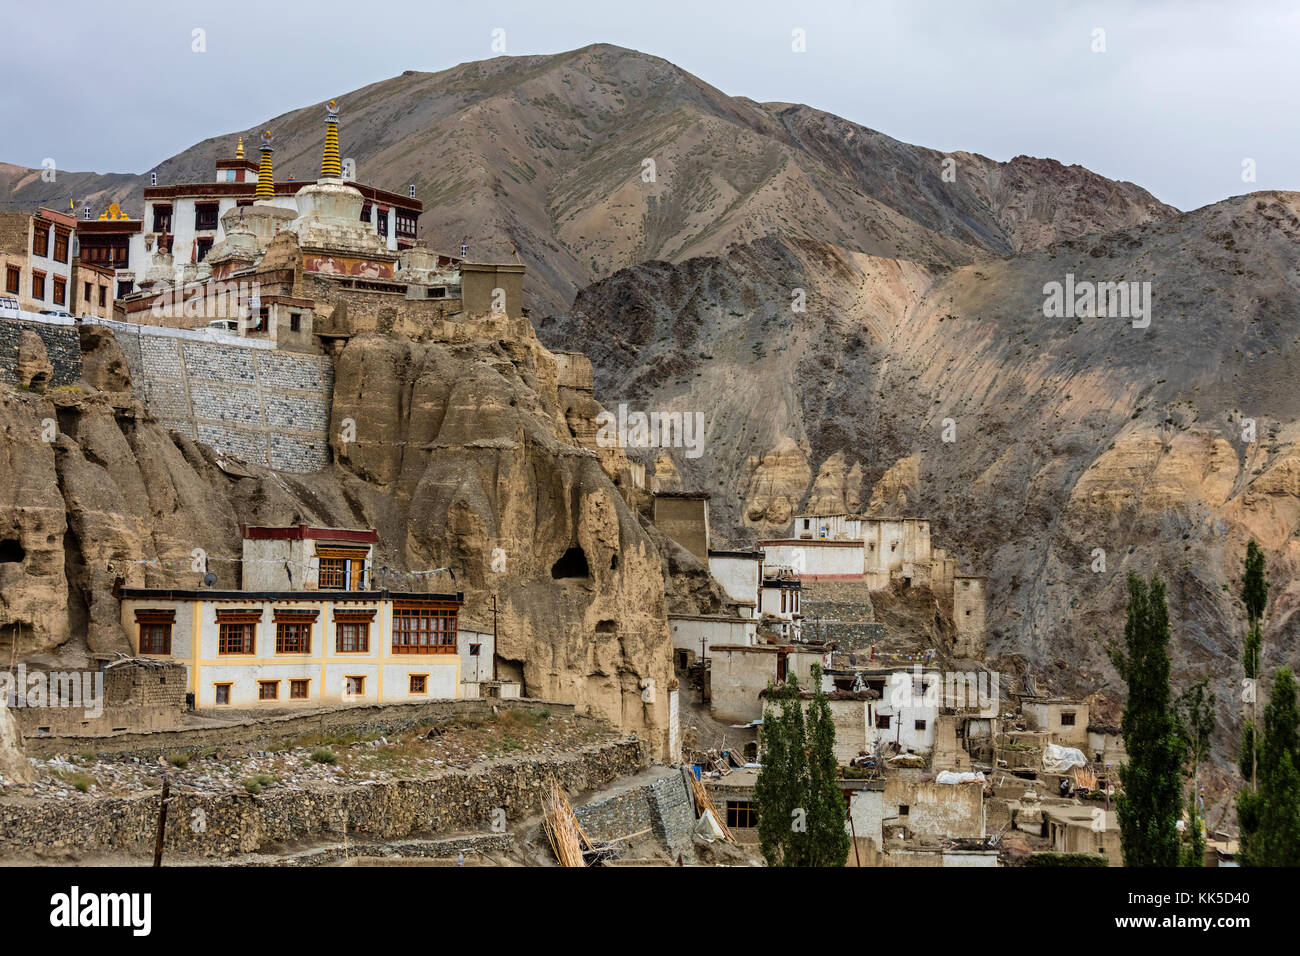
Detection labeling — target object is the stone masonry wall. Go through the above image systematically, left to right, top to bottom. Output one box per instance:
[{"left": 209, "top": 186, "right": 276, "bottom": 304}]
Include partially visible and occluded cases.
[
  {"left": 0, "top": 318, "right": 82, "bottom": 388},
  {"left": 108, "top": 323, "right": 333, "bottom": 472},
  {"left": 22, "top": 696, "right": 575, "bottom": 759},
  {"left": 0, "top": 738, "right": 645, "bottom": 859},
  {"left": 572, "top": 767, "right": 697, "bottom": 857}
]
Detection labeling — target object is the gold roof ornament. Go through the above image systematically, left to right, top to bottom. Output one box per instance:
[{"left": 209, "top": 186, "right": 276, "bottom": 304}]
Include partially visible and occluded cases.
[
  {"left": 320, "top": 99, "right": 342, "bottom": 179},
  {"left": 256, "top": 130, "right": 275, "bottom": 199},
  {"left": 236, "top": 136, "right": 244, "bottom": 159}
]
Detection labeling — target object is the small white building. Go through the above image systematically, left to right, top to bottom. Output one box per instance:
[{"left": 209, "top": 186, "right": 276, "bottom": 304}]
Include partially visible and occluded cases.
[
  {"left": 706, "top": 549, "right": 762, "bottom": 615},
  {"left": 758, "top": 566, "right": 802, "bottom": 641},
  {"left": 669, "top": 613, "right": 757, "bottom": 667}
]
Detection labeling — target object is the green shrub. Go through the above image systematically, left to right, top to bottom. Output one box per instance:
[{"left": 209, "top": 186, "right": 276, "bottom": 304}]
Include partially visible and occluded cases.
[{"left": 310, "top": 747, "right": 338, "bottom": 765}]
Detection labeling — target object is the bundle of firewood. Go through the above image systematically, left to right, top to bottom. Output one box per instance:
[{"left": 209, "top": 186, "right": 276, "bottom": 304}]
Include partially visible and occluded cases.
[{"left": 542, "top": 780, "right": 590, "bottom": 867}]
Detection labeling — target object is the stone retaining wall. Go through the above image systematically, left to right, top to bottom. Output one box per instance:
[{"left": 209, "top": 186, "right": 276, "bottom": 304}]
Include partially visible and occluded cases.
[
  {"left": 0, "top": 317, "right": 81, "bottom": 387},
  {"left": 109, "top": 325, "right": 333, "bottom": 472},
  {"left": 23, "top": 696, "right": 574, "bottom": 760},
  {"left": 0, "top": 738, "right": 645, "bottom": 859},
  {"left": 573, "top": 767, "right": 697, "bottom": 857}
]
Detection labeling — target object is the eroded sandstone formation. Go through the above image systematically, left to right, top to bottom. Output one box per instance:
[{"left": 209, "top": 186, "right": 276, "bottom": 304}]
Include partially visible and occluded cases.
[{"left": 0, "top": 311, "right": 710, "bottom": 756}]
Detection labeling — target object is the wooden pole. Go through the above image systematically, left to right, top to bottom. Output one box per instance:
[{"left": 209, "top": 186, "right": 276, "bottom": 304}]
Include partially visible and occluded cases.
[
  {"left": 491, "top": 594, "right": 499, "bottom": 683},
  {"left": 153, "top": 776, "right": 170, "bottom": 867}
]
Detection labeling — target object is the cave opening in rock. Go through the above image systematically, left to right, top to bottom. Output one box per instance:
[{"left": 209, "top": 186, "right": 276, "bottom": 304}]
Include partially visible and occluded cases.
[
  {"left": 0, "top": 539, "right": 25, "bottom": 563},
  {"left": 551, "top": 546, "right": 589, "bottom": 579},
  {"left": 609, "top": 553, "right": 619, "bottom": 571},
  {"left": 595, "top": 620, "right": 617, "bottom": 635}
]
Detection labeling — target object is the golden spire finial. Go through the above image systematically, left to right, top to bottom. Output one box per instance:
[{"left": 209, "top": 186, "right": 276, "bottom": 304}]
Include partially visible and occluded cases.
[
  {"left": 320, "top": 99, "right": 342, "bottom": 179},
  {"left": 256, "top": 130, "right": 275, "bottom": 198},
  {"left": 236, "top": 136, "right": 244, "bottom": 159}
]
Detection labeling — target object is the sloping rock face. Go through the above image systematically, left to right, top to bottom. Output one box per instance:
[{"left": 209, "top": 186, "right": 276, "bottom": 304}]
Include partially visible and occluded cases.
[
  {"left": 544, "top": 193, "right": 1300, "bottom": 772},
  {"left": 0, "top": 315, "right": 690, "bottom": 756},
  {"left": 328, "top": 319, "right": 676, "bottom": 750},
  {"left": 0, "top": 703, "right": 32, "bottom": 783}
]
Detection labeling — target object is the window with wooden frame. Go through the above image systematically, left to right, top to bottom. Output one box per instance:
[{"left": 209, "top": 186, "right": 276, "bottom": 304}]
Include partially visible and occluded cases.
[
  {"left": 194, "top": 202, "right": 219, "bottom": 232},
  {"left": 32, "top": 221, "right": 49, "bottom": 257},
  {"left": 52, "top": 228, "right": 69, "bottom": 263},
  {"left": 195, "top": 236, "right": 214, "bottom": 261},
  {"left": 6, "top": 266, "right": 20, "bottom": 294},
  {"left": 31, "top": 270, "right": 45, "bottom": 300},
  {"left": 52, "top": 276, "right": 66, "bottom": 306},
  {"left": 83, "top": 281, "right": 92, "bottom": 303},
  {"left": 99, "top": 286, "right": 107, "bottom": 307},
  {"left": 317, "top": 547, "right": 368, "bottom": 589},
  {"left": 392, "top": 604, "right": 458, "bottom": 653},
  {"left": 135, "top": 609, "right": 175, "bottom": 655},
  {"left": 216, "top": 609, "right": 260, "bottom": 654},
  {"left": 273, "top": 609, "right": 317, "bottom": 654},
  {"left": 334, "top": 609, "right": 375, "bottom": 652},
  {"left": 409, "top": 674, "right": 427, "bottom": 695},
  {"left": 344, "top": 675, "right": 365, "bottom": 696},
  {"left": 290, "top": 679, "right": 310, "bottom": 700},
  {"left": 258, "top": 680, "right": 279, "bottom": 701},
  {"left": 214, "top": 683, "right": 232, "bottom": 706},
  {"left": 1060, "top": 712, "right": 1076, "bottom": 726},
  {"left": 875, "top": 714, "right": 891, "bottom": 729},
  {"left": 726, "top": 800, "right": 757, "bottom": 829}
]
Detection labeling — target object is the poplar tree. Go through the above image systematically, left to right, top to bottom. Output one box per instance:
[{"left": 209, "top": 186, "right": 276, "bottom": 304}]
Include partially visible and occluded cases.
[
  {"left": 1241, "top": 540, "right": 1268, "bottom": 790},
  {"left": 1108, "top": 572, "right": 1183, "bottom": 866},
  {"left": 805, "top": 664, "right": 851, "bottom": 867},
  {"left": 1237, "top": 667, "right": 1300, "bottom": 866},
  {"left": 755, "top": 669, "right": 847, "bottom": 866},
  {"left": 755, "top": 675, "right": 806, "bottom": 865},
  {"left": 1175, "top": 680, "right": 1215, "bottom": 866}
]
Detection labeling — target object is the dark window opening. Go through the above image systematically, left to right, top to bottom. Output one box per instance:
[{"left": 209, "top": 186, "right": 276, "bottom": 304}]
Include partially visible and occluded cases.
[
  {"left": 194, "top": 203, "right": 219, "bottom": 231},
  {"left": 152, "top": 205, "right": 173, "bottom": 233},
  {"left": 195, "top": 237, "right": 214, "bottom": 261},
  {"left": 0, "top": 539, "right": 26, "bottom": 562},
  {"left": 551, "top": 546, "right": 589, "bottom": 579},
  {"left": 609, "top": 554, "right": 619, "bottom": 571},
  {"left": 595, "top": 620, "right": 617, "bottom": 635},
  {"left": 726, "top": 800, "right": 757, "bottom": 829}
]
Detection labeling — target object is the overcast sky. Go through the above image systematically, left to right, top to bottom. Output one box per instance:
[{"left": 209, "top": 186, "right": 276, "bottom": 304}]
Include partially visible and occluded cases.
[{"left": 3, "top": 0, "right": 1295, "bottom": 211}]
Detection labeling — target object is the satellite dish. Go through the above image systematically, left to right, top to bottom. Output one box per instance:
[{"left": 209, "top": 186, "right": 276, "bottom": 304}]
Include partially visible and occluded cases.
[{"left": 203, "top": 573, "right": 217, "bottom": 588}]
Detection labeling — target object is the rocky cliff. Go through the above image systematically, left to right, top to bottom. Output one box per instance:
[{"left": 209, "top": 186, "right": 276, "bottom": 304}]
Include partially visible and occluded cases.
[
  {"left": 543, "top": 193, "right": 1300, "bottom": 774},
  {"left": 0, "top": 313, "right": 715, "bottom": 756}
]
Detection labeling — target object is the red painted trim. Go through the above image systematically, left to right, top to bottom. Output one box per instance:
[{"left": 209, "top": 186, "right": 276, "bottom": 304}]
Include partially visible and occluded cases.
[{"left": 240, "top": 524, "right": 378, "bottom": 543}]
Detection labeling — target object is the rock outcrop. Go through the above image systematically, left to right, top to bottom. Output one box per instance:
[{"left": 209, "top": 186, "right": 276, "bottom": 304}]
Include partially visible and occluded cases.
[{"left": 0, "top": 311, "right": 711, "bottom": 756}]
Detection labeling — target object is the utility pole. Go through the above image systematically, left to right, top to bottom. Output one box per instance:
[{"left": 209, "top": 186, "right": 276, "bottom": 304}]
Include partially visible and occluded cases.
[{"left": 153, "top": 776, "right": 170, "bottom": 867}]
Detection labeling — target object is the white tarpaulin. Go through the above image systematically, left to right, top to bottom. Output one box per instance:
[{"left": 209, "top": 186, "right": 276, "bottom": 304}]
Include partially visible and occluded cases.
[
  {"left": 1042, "top": 743, "right": 1088, "bottom": 773},
  {"left": 936, "top": 771, "right": 986, "bottom": 785},
  {"left": 695, "top": 808, "right": 726, "bottom": 843}
]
